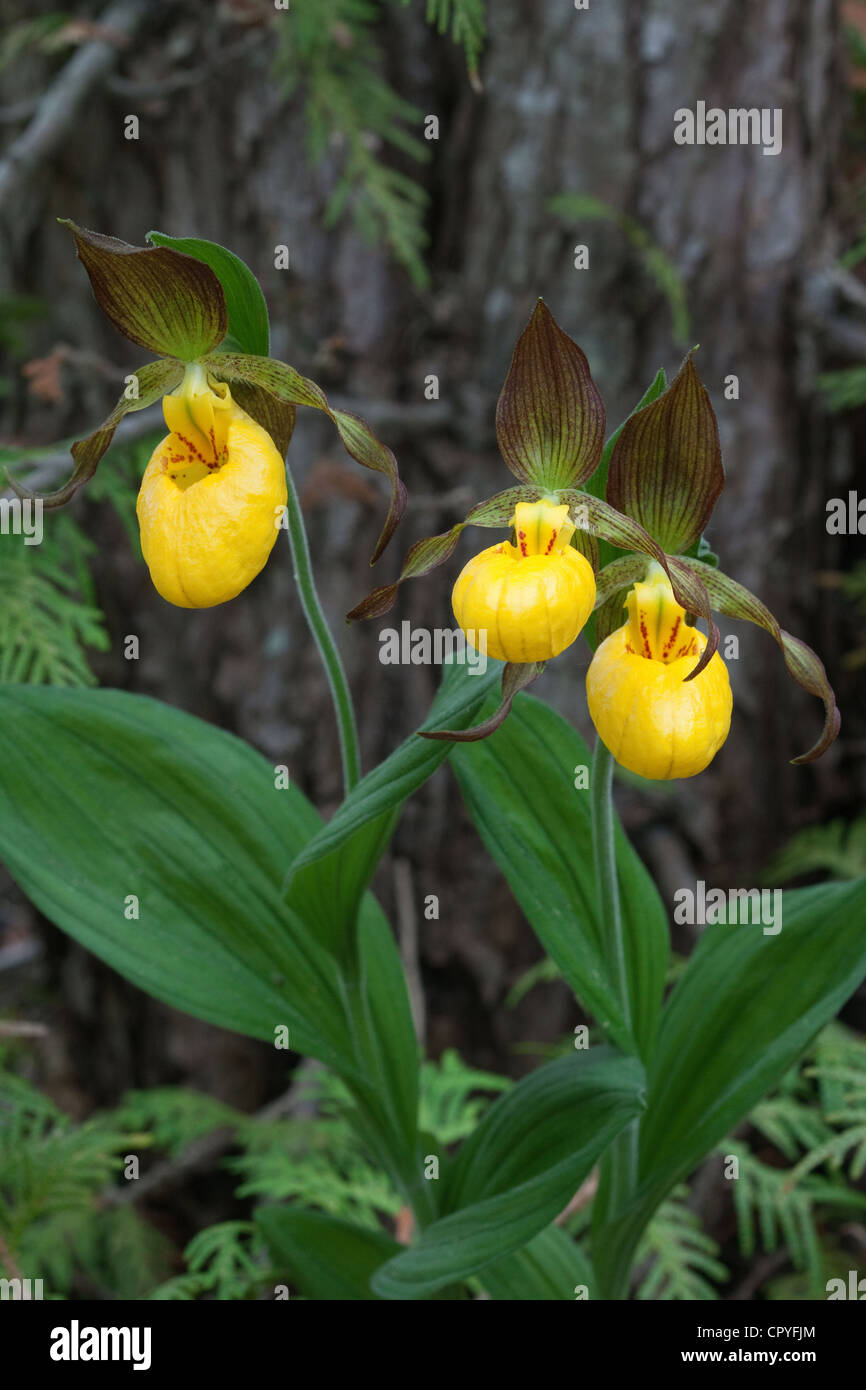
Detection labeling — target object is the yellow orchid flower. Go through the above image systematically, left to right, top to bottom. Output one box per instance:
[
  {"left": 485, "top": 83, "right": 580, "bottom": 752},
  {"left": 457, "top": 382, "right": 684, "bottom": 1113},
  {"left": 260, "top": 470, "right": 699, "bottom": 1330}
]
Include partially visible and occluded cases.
[
  {"left": 136, "top": 364, "right": 287, "bottom": 608},
  {"left": 451, "top": 498, "right": 596, "bottom": 663},
  {"left": 587, "top": 562, "right": 732, "bottom": 779}
]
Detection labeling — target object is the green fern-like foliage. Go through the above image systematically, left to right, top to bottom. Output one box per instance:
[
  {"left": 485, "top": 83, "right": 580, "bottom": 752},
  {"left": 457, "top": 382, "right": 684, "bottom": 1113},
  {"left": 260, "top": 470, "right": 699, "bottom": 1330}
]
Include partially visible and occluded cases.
[
  {"left": 274, "top": 0, "right": 431, "bottom": 287},
  {"left": 395, "top": 0, "right": 486, "bottom": 73},
  {"left": 273, "top": 1, "right": 488, "bottom": 285},
  {"left": 0, "top": 14, "right": 69, "bottom": 76},
  {"left": 817, "top": 365, "right": 866, "bottom": 411},
  {"left": 0, "top": 433, "right": 153, "bottom": 686},
  {"left": 0, "top": 519, "right": 108, "bottom": 685},
  {"left": 762, "top": 816, "right": 866, "bottom": 884},
  {"left": 504, "top": 955, "right": 562, "bottom": 1008},
  {"left": 629, "top": 1026, "right": 866, "bottom": 1301},
  {"left": 719, "top": 1026, "right": 866, "bottom": 1296},
  {"left": 791, "top": 1026, "right": 866, "bottom": 1183},
  {"left": 418, "top": 1048, "right": 510, "bottom": 1142},
  {"left": 228, "top": 1050, "right": 509, "bottom": 1229},
  {"left": 142, "top": 1051, "right": 509, "bottom": 1296},
  {"left": 0, "top": 1063, "right": 172, "bottom": 1297},
  {"left": 0, "top": 1069, "right": 123, "bottom": 1234},
  {"left": 113, "top": 1086, "right": 242, "bottom": 1158},
  {"left": 229, "top": 1097, "right": 404, "bottom": 1231},
  {"left": 723, "top": 1139, "right": 866, "bottom": 1296},
  {"left": 635, "top": 1187, "right": 728, "bottom": 1300},
  {"left": 149, "top": 1223, "right": 269, "bottom": 1302}
]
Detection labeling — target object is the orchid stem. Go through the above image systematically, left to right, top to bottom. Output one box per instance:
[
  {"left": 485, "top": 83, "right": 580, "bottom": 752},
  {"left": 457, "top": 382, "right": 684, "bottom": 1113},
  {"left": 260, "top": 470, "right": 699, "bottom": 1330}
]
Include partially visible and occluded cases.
[
  {"left": 283, "top": 463, "right": 362, "bottom": 796},
  {"left": 591, "top": 736, "right": 640, "bottom": 1291},
  {"left": 591, "top": 738, "right": 630, "bottom": 1028}
]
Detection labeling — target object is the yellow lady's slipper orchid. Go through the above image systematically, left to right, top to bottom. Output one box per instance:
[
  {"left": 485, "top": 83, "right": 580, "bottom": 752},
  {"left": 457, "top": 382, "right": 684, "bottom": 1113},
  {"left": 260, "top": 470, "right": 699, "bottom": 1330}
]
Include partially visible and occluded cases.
[
  {"left": 136, "top": 364, "right": 287, "bottom": 608},
  {"left": 452, "top": 499, "right": 596, "bottom": 663},
  {"left": 586, "top": 564, "right": 732, "bottom": 779}
]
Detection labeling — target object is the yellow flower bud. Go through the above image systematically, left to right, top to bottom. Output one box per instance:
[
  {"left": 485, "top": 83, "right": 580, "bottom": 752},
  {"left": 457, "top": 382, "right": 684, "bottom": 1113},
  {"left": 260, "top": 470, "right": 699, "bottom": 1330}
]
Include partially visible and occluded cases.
[
  {"left": 136, "top": 365, "right": 287, "bottom": 608},
  {"left": 452, "top": 499, "right": 596, "bottom": 663},
  {"left": 586, "top": 564, "right": 732, "bottom": 779}
]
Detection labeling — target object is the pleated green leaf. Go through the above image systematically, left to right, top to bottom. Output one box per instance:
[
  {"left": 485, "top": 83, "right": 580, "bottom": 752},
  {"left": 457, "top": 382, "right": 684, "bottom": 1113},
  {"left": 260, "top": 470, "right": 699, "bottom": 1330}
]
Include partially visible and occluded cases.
[
  {"left": 283, "top": 660, "right": 501, "bottom": 960},
  {"left": 0, "top": 687, "right": 384, "bottom": 1088},
  {"left": 451, "top": 693, "right": 670, "bottom": 1061},
  {"left": 593, "top": 878, "right": 866, "bottom": 1296},
  {"left": 644, "top": 878, "right": 866, "bottom": 1184},
  {"left": 372, "top": 1049, "right": 644, "bottom": 1299},
  {"left": 256, "top": 1206, "right": 401, "bottom": 1301},
  {"left": 481, "top": 1225, "right": 596, "bottom": 1301}
]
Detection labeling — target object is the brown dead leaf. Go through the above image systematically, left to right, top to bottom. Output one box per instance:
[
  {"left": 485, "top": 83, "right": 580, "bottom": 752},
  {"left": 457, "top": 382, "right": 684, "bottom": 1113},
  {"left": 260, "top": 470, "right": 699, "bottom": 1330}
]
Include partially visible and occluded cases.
[
  {"left": 217, "top": 0, "right": 275, "bottom": 27},
  {"left": 48, "top": 20, "right": 131, "bottom": 50},
  {"left": 22, "top": 345, "right": 69, "bottom": 404},
  {"left": 394, "top": 1205, "right": 414, "bottom": 1245}
]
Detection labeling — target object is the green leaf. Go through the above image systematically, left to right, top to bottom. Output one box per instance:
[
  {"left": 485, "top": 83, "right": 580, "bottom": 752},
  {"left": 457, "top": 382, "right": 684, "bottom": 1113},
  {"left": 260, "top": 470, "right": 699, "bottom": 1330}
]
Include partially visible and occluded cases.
[
  {"left": 419, "top": 0, "right": 486, "bottom": 74},
  {"left": 61, "top": 221, "right": 227, "bottom": 361},
  {"left": 147, "top": 231, "right": 270, "bottom": 357},
  {"left": 495, "top": 300, "right": 605, "bottom": 491},
  {"left": 200, "top": 351, "right": 406, "bottom": 565},
  {"left": 606, "top": 352, "right": 724, "bottom": 556},
  {"left": 7, "top": 358, "right": 182, "bottom": 509},
  {"left": 673, "top": 556, "right": 840, "bottom": 764},
  {"left": 283, "top": 660, "right": 501, "bottom": 960},
  {"left": 0, "top": 686, "right": 357, "bottom": 1076},
  {"left": 0, "top": 686, "right": 425, "bottom": 1171},
  {"left": 451, "top": 693, "right": 670, "bottom": 1061},
  {"left": 594, "top": 877, "right": 866, "bottom": 1296},
  {"left": 646, "top": 879, "right": 866, "bottom": 1186},
  {"left": 351, "top": 899, "right": 422, "bottom": 1166},
  {"left": 371, "top": 1049, "right": 644, "bottom": 1299},
  {"left": 256, "top": 1206, "right": 401, "bottom": 1301},
  {"left": 481, "top": 1225, "right": 595, "bottom": 1300}
]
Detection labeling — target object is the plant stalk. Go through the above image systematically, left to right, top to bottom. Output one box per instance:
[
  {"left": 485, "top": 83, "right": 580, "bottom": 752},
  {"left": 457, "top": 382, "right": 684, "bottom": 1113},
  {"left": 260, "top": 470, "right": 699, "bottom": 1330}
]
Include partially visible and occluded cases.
[
  {"left": 283, "top": 463, "right": 362, "bottom": 796},
  {"left": 591, "top": 736, "right": 640, "bottom": 1293},
  {"left": 591, "top": 738, "right": 630, "bottom": 1031}
]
